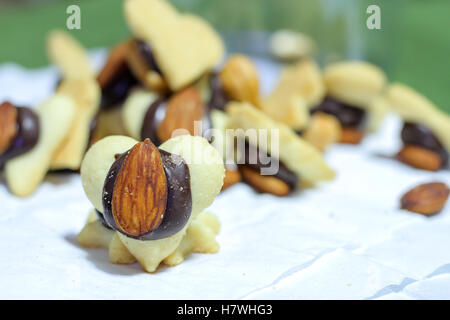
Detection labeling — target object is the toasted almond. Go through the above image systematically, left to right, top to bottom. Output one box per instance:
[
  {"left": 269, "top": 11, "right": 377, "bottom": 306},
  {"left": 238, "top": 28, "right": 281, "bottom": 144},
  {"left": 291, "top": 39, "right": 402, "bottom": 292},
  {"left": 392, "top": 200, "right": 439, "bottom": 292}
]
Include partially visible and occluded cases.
[
  {"left": 97, "top": 41, "right": 131, "bottom": 88},
  {"left": 219, "top": 54, "right": 260, "bottom": 107},
  {"left": 157, "top": 87, "right": 204, "bottom": 142},
  {"left": 0, "top": 102, "right": 18, "bottom": 154},
  {"left": 303, "top": 112, "right": 342, "bottom": 151},
  {"left": 340, "top": 127, "right": 364, "bottom": 144},
  {"left": 112, "top": 139, "right": 168, "bottom": 237},
  {"left": 397, "top": 145, "right": 442, "bottom": 171},
  {"left": 239, "top": 165, "right": 290, "bottom": 196},
  {"left": 221, "top": 168, "right": 242, "bottom": 191},
  {"left": 401, "top": 182, "right": 449, "bottom": 216}
]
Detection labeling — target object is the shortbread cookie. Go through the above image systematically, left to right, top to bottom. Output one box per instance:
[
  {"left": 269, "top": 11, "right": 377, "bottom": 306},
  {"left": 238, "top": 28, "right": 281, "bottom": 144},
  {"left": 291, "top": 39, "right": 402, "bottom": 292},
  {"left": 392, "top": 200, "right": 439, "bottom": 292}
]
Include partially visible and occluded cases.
[
  {"left": 124, "top": 0, "right": 224, "bottom": 91},
  {"left": 47, "top": 30, "right": 94, "bottom": 79},
  {"left": 261, "top": 59, "right": 324, "bottom": 130},
  {"left": 313, "top": 61, "right": 387, "bottom": 143},
  {"left": 50, "top": 78, "right": 100, "bottom": 170},
  {"left": 386, "top": 83, "right": 450, "bottom": 170},
  {"left": 4, "top": 94, "right": 76, "bottom": 197},
  {"left": 226, "top": 102, "right": 335, "bottom": 191},
  {"left": 79, "top": 135, "right": 224, "bottom": 272}
]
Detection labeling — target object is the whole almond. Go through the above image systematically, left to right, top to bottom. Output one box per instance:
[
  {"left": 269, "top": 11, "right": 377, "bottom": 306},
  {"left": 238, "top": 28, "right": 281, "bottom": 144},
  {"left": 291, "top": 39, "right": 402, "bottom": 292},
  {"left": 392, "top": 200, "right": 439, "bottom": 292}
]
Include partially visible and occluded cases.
[
  {"left": 97, "top": 41, "right": 131, "bottom": 88},
  {"left": 219, "top": 54, "right": 260, "bottom": 107},
  {"left": 157, "top": 87, "right": 204, "bottom": 142},
  {"left": 0, "top": 102, "right": 18, "bottom": 154},
  {"left": 340, "top": 127, "right": 364, "bottom": 144},
  {"left": 112, "top": 139, "right": 167, "bottom": 237},
  {"left": 397, "top": 145, "right": 442, "bottom": 171},
  {"left": 240, "top": 165, "right": 290, "bottom": 197},
  {"left": 221, "top": 168, "right": 242, "bottom": 191},
  {"left": 401, "top": 182, "right": 449, "bottom": 216}
]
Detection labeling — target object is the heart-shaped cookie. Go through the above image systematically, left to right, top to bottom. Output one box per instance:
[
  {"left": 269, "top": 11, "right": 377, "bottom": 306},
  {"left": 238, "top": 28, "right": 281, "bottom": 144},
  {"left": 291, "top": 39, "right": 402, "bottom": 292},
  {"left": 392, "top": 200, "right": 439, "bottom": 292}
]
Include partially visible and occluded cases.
[{"left": 124, "top": 0, "right": 224, "bottom": 91}]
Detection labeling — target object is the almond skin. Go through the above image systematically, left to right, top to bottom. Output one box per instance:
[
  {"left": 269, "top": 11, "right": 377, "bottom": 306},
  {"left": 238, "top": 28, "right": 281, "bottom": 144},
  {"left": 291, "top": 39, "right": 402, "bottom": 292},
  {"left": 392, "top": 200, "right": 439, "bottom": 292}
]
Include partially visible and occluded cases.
[
  {"left": 97, "top": 41, "right": 131, "bottom": 88},
  {"left": 219, "top": 54, "right": 260, "bottom": 107},
  {"left": 157, "top": 87, "right": 204, "bottom": 142},
  {"left": 0, "top": 102, "right": 18, "bottom": 155},
  {"left": 340, "top": 127, "right": 364, "bottom": 144},
  {"left": 112, "top": 139, "right": 168, "bottom": 237},
  {"left": 397, "top": 145, "right": 442, "bottom": 171},
  {"left": 240, "top": 165, "right": 290, "bottom": 197},
  {"left": 221, "top": 168, "right": 242, "bottom": 191},
  {"left": 401, "top": 182, "right": 450, "bottom": 216}
]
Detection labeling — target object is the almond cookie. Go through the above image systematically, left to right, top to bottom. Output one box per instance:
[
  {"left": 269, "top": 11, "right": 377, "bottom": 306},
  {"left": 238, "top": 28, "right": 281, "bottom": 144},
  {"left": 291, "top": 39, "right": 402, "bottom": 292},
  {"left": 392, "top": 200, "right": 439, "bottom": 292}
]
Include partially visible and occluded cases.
[
  {"left": 124, "top": 0, "right": 224, "bottom": 91},
  {"left": 46, "top": 30, "right": 101, "bottom": 170},
  {"left": 261, "top": 59, "right": 324, "bottom": 130},
  {"left": 314, "top": 61, "right": 387, "bottom": 144},
  {"left": 386, "top": 83, "right": 450, "bottom": 170},
  {"left": 2, "top": 95, "right": 76, "bottom": 197},
  {"left": 226, "top": 102, "right": 335, "bottom": 195},
  {"left": 79, "top": 135, "right": 224, "bottom": 272}
]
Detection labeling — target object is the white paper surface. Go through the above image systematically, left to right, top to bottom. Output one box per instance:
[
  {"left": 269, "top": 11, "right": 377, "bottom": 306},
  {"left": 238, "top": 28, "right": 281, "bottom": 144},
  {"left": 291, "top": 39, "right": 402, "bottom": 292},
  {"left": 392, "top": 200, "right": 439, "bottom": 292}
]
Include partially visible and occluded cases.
[{"left": 0, "top": 54, "right": 449, "bottom": 300}]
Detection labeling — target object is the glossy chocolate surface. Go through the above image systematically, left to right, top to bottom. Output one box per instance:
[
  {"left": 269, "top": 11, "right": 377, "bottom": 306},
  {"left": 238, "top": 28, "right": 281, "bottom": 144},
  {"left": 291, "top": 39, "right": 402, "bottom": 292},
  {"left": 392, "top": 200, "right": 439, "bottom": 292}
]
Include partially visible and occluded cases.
[
  {"left": 135, "top": 40, "right": 162, "bottom": 75},
  {"left": 100, "top": 64, "right": 138, "bottom": 109},
  {"left": 208, "top": 73, "right": 231, "bottom": 111},
  {"left": 140, "top": 97, "right": 168, "bottom": 146},
  {"left": 311, "top": 97, "right": 367, "bottom": 129},
  {"left": 0, "top": 107, "right": 40, "bottom": 168},
  {"left": 401, "top": 122, "right": 448, "bottom": 166},
  {"left": 239, "top": 142, "right": 298, "bottom": 191},
  {"left": 102, "top": 147, "right": 192, "bottom": 240},
  {"left": 94, "top": 209, "right": 113, "bottom": 230}
]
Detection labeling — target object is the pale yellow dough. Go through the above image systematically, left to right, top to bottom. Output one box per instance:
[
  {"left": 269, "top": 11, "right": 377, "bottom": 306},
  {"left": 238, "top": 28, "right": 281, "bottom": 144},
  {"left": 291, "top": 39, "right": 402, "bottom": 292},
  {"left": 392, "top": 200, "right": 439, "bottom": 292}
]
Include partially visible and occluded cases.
[
  {"left": 124, "top": 0, "right": 224, "bottom": 91},
  {"left": 47, "top": 30, "right": 94, "bottom": 79},
  {"left": 261, "top": 59, "right": 324, "bottom": 130},
  {"left": 50, "top": 78, "right": 100, "bottom": 170},
  {"left": 386, "top": 83, "right": 450, "bottom": 152},
  {"left": 122, "top": 88, "right": 158, "bottom": 140},
  {"left": 5, "top": 94, "right": 76, "bottom": 197},
  {"left": 226, "top": 102, "right": 335, "bottom": 186},
  {"left": 80, "top": 135, "right": 224, "bottom": 272},
  {"left": 78, "top": 210, "right": 220, "bottom": 270}
]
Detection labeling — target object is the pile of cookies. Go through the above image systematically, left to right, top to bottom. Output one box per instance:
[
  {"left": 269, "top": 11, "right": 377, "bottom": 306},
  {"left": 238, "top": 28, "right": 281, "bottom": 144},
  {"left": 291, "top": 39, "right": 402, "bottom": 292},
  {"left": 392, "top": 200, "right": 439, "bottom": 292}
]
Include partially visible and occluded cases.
[{"left": 0, "top": 0, "right": 449, "bottom": 273}]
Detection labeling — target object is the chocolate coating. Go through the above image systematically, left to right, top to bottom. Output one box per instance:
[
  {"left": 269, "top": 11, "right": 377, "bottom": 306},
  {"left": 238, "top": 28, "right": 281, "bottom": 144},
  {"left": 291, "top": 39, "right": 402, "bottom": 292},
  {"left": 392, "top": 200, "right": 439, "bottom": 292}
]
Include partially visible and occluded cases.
[
  {"left": 135, "top": 39, "right": 162, "bottom": 75},
  {"left": 100, "top": 65, "right": 138, "bottom": 109},
  {"left": 208, "top": 73, "right": 230, "bottom": 111},
  {"left": 140, "top": 96, "right": 213, "bottom": 146},
  {"left": 311, "top": 97, "right": 367, "bottom": 129},
  {"left": 140, "top": 98, "right": 168, "bottom": 146},
  {"left": 0, "top": 107, "right": 40, "bottom": 168},
  {"left": 401, "top": 122, "right": 448, "bottom": 166},
  {"left": 239, "top": 142, "right": 298, "bottom": 191},
  {"left": 102, "top": 148, "right": 192, "bottom": 240},
  {"left": 94, "top": 209, "right": 113, "bottom": 230}
]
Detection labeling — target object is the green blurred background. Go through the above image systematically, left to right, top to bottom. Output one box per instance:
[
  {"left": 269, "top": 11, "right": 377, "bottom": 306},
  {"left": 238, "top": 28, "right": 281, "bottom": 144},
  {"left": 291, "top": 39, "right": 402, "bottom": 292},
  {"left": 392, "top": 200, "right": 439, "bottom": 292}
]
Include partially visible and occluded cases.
[{"left": 0, "top": 0, "right": 449, "bottom": 113}]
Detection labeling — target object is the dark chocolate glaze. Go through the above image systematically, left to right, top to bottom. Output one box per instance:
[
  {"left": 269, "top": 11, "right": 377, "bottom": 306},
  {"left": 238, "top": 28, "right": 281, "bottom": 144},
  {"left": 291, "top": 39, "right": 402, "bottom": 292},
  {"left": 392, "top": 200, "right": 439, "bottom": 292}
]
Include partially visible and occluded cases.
[
  {"left": 135, "top": 39, "right": 162, "bottom": 75},
  {"left": 100, "top": 64, "right": 138, "bottom": 110},
  {"left": 208, "top": 72, "right": 231, "bottom": 112},
  {"left": 140, "top": 96, "right": 213, "bottom": 146},
  {"left": 311, "top": 97, "right": 367, "bottom": 129},
  {"left": 140, "top": 98, "right": 168, "bottom": 146},
  {"left": 0, "top": 107, "right": 40, "bottom": 168},
  {"left": 401, "top": 122, "right": 448, "bottom": 166},
  {"left": 238, "top": 142, "right": 298, "bottom": 191},
  {"left": 102, "top": 147, "right": 192, "bottom": 240},
  {"left": 94, "top": 209, "right": 113, "bottom": 230}
]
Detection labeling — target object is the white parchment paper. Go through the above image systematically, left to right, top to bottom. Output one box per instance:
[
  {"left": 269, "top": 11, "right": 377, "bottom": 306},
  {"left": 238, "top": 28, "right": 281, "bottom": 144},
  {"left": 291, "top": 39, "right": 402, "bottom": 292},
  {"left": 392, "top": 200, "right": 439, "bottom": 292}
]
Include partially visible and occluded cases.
[{"left": 0, "top": 54, "right": 449, "bottom": 299}]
